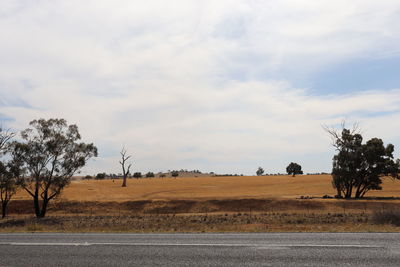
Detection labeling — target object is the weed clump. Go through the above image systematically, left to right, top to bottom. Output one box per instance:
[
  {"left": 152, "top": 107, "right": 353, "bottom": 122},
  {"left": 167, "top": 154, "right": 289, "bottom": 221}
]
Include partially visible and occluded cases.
[{"left": 372, "top": 211, "right": 400, "bottom": 226}]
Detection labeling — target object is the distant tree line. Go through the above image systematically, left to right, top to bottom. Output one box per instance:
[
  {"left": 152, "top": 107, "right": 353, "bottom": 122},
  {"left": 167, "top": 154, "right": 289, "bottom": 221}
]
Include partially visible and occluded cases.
[
  {"left": 83, "top": 170, "right": 184, "bottom": 180},
  {"left": 213, "top": 174, "right": 244, "bottom": 177}
]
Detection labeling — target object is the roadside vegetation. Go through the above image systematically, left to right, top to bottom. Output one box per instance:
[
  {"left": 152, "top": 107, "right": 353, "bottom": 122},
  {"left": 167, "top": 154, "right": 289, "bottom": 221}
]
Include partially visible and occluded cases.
[
  {"left": 1, "top": 118, "right": 400, "bottom": 232},
  {"left": 0, "top": 119, "right": 97, "bottom": 218},
  {"left": 1, "top": 198, "right": 400, "bottom": 232}
]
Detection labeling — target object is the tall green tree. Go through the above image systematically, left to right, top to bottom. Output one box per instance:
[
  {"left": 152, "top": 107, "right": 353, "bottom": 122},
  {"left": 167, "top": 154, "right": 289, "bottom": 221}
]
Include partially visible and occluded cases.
[
  {"left": 14, "top": 119, "right": 98, "bottom": 217},
  {"left": 327, "top": 126, "right": 399, "bottom": 198},
  {"left": 256, "top": 167, "right": 264, "bottom": 176}
]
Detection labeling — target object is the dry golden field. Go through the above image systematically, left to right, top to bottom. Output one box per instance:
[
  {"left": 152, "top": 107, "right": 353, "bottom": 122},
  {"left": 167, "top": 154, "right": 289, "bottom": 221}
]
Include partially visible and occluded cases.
[
  {"left": 3, "top": 174, "right": 400, "bottom": 232},
  {"left": 13, "top": 174, "right": 400, "bottom": 202}
]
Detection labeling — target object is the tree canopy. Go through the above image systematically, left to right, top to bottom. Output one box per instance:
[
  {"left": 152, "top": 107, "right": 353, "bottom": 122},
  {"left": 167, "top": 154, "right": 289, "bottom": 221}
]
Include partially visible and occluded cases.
[
  {"left": 13, "top": 118, "right": 98, "bottom": 217},
  {"left": 0, "top": 127, "right": 20, "bottom": 218},
  {"left": 328, "top": 127, "right": 399, "bottom": 198},
  {"left": 286, "top": 162, "right": 303, "bottom": 177},
  {"left": 256, "top": 167, "right": 264, "bottom": 176},
  {"left": 171, "top": 170, "right": 179, "bottom": 178},
  {"left": 133, "top": 172, "right": 142, "bottom": 178},
  {"left": 145, "top": 172, "right": 155, "bottom": 178}
]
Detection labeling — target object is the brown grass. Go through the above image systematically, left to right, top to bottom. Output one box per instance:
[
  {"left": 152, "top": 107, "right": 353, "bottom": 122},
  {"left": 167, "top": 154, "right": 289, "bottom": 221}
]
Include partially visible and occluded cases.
[
  {"left": 5, "top": 174, "right": 400, "bottom": 232},
  {"left": 12, "top": 174, "right": 400, "bottom": 202},
  {"left": 5, "top": 197, "right": 400, "bottom": 216},
  {"left": 1, "top": 212, "right": 400, "bottom": 233}
]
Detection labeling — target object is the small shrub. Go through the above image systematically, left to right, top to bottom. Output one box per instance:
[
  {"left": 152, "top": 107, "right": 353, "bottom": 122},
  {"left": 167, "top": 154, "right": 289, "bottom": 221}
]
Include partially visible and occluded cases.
[
  {"left": 171, "top": 171, "right": 179, "bottom": 178},
  {"left": 133, "top": 172, "right": 142, "bottom": 179},
  {"left": 145, "top": 172, "right": 155, "bottom": 178},
  {"left": 95, "top": 173, "right": 106, "bottom": 180},
  {"left": 372, "top": 211, "right": 400, "bottom": 226},
  {"left": 26, "top": 223, "right": 43, "bottom": 232}
]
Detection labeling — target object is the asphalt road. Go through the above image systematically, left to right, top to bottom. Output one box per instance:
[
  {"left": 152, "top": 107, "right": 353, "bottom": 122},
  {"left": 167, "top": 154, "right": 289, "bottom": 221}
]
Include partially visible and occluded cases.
[{"left": 0, "top": 233, "right": 400, "bottom": 266}]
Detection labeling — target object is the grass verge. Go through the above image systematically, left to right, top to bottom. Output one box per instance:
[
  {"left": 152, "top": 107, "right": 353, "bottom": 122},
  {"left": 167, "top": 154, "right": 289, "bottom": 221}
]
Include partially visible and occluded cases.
[
  {"left": 2, "top": 198, "right": 400, "bottom": 232},
  {"left": 0, "top": 212, "right": 399, "bottom": 233}
]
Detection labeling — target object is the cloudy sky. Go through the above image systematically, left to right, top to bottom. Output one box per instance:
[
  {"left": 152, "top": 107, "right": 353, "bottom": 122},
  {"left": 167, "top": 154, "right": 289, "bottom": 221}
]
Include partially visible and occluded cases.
[{"left": 1, "top": 0, "right": 400, "bottom": 175}]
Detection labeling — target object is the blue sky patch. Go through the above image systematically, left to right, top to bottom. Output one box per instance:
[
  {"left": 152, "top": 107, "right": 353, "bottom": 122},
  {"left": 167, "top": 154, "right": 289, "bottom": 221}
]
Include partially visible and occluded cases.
[{"left": 307, "top": 56, "right": 400, "bottom": 95}]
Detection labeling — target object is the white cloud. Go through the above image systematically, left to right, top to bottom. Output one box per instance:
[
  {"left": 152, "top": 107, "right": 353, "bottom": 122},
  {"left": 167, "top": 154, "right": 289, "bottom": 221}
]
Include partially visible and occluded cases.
[{"left": 0, "top": 0, "right": 400, "bottom": 174}]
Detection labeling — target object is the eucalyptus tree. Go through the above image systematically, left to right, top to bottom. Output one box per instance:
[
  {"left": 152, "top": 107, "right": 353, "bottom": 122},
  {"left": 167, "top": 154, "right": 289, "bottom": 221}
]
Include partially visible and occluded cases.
[
  {"left": 14, "top": 118, "right": 97, "bottom": 217},
  {"left": 325, "top": 124, "right": 399, "bottom": 198},
  {"left": 0, "top": 127, "right": 20, "bottom": 218},
  {"left": 0, "top": 157, "right": 23, "bottom": 218},
  {"left": 0, "top": 162, "right": 15, "bottom": 218},
  {"left": 286, "top": 162, "right": 303, "bottom": 177},
  {"left": 256, "top": 167, "right": 264, "bottom": 176},
  {"left": 171, "top": 170, "right": 179, "bottom": 178},
  {"left": 133, "top": 172, "right": 142, "bottom": 179}
]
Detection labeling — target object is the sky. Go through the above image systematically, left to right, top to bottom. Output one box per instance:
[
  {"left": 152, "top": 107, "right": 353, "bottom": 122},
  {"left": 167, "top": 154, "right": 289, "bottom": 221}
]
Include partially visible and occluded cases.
[{"left": 0, "top": 0, "right": 400, "bottom": 175}]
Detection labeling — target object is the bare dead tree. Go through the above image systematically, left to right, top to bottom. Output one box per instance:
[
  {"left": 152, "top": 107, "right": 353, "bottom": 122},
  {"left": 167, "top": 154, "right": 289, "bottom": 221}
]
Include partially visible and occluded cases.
[{"left": 119, "top": 148, "right": 132, "bottom": 187}]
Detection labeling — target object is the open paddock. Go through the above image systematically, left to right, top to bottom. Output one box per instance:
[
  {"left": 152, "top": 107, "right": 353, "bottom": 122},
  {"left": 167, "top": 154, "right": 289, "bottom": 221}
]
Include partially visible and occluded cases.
[
  {"left": 4, "top": 174, "right": 400, "bottom": 232},
  {"left": 13, "top": 174, "right": 400, "bottom": 202}
]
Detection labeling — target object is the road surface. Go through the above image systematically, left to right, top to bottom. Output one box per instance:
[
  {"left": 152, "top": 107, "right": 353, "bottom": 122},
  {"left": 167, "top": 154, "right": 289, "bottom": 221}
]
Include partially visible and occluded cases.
[{"left": 0, "top": 233, "right": 399, "bottom": 266}]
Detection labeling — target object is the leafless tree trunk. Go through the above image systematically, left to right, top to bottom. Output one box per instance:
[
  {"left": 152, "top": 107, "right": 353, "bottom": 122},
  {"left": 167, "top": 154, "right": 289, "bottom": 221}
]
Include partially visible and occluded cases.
[
  {"left": 119, "top": 148, "right": 132, "bottom": 187},
  {"left": 0, "top": 180, "right": 16, "bottom": 218}
]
